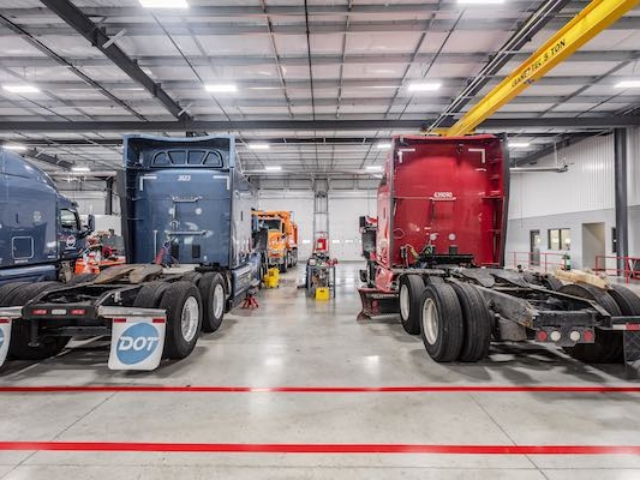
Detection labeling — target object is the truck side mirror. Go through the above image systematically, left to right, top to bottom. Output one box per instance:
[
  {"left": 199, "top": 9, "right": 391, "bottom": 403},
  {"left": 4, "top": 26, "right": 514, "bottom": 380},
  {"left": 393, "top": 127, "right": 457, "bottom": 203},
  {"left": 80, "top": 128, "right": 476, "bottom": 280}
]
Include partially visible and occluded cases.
[{"left": 80, "top": 214, "right": 95, "bottom": 237}]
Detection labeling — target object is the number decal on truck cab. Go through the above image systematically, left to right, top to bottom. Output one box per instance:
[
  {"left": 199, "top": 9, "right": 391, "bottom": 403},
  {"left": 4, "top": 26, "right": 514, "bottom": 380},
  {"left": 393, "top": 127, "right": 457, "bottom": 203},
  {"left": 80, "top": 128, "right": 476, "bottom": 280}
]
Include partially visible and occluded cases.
[{"left": 178, "top": 175, "right": 192, "bottom": 182}]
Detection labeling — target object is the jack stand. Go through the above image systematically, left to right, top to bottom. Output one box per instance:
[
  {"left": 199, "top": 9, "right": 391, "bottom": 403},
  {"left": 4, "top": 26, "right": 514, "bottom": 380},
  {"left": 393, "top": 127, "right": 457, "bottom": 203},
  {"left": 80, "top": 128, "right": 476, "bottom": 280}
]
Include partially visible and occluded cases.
[{"left": 242, "top": 290, "right": 260, "bottom": 309}]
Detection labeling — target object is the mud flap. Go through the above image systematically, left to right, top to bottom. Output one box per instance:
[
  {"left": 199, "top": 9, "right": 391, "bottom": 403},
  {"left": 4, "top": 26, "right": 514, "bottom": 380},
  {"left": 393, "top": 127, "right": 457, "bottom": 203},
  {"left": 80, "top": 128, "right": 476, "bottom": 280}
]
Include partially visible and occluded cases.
[
  {"left": 357, "top": 288, "right": 399, "bottom": 321},
  {"left": 0, "top": 307, "right": 21, "bottom": 368},
  {"left": 108, "top": 315, "right": 166, "bottom": 371},
  {"left": 0, "top": 318, "right": 11, "bottom": 368},
  {"left": 623, "top": 330, "right": 640, "bottom": 379}
]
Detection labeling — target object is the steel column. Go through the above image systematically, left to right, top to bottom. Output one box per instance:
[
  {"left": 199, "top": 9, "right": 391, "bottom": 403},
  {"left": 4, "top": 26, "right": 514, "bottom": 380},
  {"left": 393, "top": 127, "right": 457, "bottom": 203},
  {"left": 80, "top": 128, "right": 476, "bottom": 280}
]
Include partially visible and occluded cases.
[
  {"left": 614, "top": 128, "right": 629, "bottom": 272},
  {"left": 105, "top": 177, "right": 114, "bottom": 216}
]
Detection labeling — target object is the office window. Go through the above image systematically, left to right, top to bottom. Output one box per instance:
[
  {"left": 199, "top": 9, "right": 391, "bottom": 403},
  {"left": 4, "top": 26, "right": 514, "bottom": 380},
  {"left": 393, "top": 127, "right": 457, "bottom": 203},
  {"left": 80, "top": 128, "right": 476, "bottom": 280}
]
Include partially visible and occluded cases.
[{"left": 548, "top": 228, "right": 571, "bottom": 250}]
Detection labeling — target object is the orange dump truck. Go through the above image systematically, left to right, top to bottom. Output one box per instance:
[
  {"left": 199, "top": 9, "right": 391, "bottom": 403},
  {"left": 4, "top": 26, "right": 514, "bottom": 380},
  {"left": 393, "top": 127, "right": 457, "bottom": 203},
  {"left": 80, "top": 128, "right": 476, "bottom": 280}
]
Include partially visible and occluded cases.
[{"left": 253, "top": 210, "right": 299, "bottom": 272}]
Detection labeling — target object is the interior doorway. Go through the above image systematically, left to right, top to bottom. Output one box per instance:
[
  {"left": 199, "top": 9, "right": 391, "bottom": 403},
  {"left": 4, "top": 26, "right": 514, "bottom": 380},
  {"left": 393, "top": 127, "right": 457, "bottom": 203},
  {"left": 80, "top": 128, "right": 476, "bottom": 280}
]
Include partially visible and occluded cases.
[
  {"left": 582, "top": 222, "right": 605, "bottom": 270},
  {"left": 530, "top": 230, "right": 541, "bottom": 267}
]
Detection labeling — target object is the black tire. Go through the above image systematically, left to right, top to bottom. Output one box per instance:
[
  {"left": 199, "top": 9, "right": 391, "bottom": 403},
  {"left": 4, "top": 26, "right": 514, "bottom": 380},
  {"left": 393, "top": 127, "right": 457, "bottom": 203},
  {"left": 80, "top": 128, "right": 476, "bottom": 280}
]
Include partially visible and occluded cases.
[
  {"left": 182, "top": 271, "right": 203, "bottom": 286},
  {"left": 66, "top": 273, "right": 97, "bottom": 286},
  {"left": 198, "top": 273, "right": 227, "bottom": 332},
  {"left": 542, "top": 274, "right": 563, "bottom": 291},
  {"left": 398, "top": 275, "right": 425, "bottom": 335},
  {"left": 133, "top": 281, "right": 170, "bottom": 308},
  {"left": 158, "top": 281, "right": 202, "bottom": 360},
  {"left": 0, "top": 282, "right": 31, "bottom": 307},
  {"left": 8, "top": 282, "right": 69, "bottom": 361},
  {"left": 450, "top": 282, "right": 492, "bottom": 362},
  {"left": 420, "top": 283, "right": 465, "bottom": 362},
  {"left": 560, "top": 283, "right": 623, "bottom": 363},
  {"left": 609, "top": 284, "right": 640, "bottom": 316}
]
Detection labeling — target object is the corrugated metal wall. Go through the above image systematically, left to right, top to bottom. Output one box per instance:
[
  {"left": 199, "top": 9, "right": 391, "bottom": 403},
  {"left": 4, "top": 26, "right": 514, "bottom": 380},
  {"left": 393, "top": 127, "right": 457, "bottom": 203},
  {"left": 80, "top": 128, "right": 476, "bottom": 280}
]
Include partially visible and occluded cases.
[{"left": 509, "top": 133, "right": 615, "bottom": 221}]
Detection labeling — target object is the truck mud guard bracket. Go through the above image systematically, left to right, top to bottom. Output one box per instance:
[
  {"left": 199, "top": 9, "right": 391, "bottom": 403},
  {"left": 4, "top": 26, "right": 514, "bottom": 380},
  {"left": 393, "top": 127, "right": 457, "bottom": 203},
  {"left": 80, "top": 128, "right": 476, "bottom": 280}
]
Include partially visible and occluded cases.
[{"left": 357, "top": 288, "right": 399, "bottom": 321}]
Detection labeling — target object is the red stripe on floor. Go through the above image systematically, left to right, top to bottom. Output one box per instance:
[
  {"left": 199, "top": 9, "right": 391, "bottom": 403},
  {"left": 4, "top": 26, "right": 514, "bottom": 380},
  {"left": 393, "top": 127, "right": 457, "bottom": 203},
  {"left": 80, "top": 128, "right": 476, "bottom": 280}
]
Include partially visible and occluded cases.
[
  {"left": 0, "top": 385, "right": 639, "bottom": 394},
  {"left": 0, "top": 441, "right": 639, "bottom": 455}
]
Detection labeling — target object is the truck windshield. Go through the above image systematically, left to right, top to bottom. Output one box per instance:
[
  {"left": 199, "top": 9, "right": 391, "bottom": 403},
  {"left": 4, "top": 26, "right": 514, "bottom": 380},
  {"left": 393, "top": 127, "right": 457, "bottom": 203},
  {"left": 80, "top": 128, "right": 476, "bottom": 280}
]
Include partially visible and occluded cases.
[{"left": 262, "top": 219, "right": 282, "bottom": 232}]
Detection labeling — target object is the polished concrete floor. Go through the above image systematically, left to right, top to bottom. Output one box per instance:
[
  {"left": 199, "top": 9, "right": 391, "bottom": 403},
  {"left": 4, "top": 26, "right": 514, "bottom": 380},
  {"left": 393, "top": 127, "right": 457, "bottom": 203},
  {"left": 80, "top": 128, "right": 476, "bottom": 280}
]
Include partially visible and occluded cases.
[{"left": 0, "top": 263, "right": 639, "bottom": 479}]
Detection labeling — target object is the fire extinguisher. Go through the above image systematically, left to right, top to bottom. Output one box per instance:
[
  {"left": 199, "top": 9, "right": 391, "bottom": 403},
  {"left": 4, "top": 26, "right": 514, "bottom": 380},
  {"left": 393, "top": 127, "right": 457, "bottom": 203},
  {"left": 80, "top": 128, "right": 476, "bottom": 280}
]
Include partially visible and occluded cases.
[{"left": 562, "top": 252, "right": 572, "bottom": 271}]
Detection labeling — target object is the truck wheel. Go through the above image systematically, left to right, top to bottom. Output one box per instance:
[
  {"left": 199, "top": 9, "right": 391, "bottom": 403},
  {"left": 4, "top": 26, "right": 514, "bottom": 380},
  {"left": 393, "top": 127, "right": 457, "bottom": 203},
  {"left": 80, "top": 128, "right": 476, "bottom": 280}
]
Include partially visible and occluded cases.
[
  {"left": 182, "top": 271, "right": 203, "bottom": 286},
  {"left": 66, "top": 273, "right": 97, "bottom": 286},
  {"left": 198, "top": 273, "right": 226, "bottom": 333},
  {"left": 542, "top": 274, "right": 563, "bottom": 291},
  {"left": 399, "top": 275, "right": 425, "bottom": 334},
  {"left": 133, "top": 281, "right": 170, "bottom": 308},
  {"left": 159, "top": 281, "right": 202, "bottom": 360},
  {"left": 0, "top": 282, "right": 31, "bottom": 307},
  {"left": 8, "top": 282, "right": 69, "bottom": 361},
  {"left": 450, "top": 282, "right": 492, "bottom": 362},
  {"left": 420, "top": 283, "right": 465, "bottom": 362},
  {"left": 560, "top": 283, "right": 623, "bottom": 363},
  {"left": 608, "top": 284, "right": 640, "bottom": 316}
]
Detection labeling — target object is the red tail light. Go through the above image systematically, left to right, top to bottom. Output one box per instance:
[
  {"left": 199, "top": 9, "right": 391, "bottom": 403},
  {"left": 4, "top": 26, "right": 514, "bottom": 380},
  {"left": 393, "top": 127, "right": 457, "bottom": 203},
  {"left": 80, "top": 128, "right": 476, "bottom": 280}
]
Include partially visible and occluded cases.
[
  {"left": 32, "top": 309, "right": 47, "bottom": 316},
  {"left": 71, "top": 309, "right": 86, "bottom": 316},
  {"left": 113, "top": 318, "right": 127, "bottom": 323},
  {"left": 152, "top": 318, "right": 166, "bottom": 324},
  {"left": 536, "top": 330, "right": 548, "bottom": 342},
  {"left": 582, "top": 330, "right": 595, "bottom": 342}
]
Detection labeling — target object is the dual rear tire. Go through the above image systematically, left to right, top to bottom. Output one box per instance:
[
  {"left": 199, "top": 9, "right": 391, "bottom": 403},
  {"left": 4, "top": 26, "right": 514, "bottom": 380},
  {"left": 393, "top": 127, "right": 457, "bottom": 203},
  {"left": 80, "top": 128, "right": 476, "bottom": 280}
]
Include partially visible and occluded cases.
[{"left": 399, "top": 275, "right": 492, "bottom": 362}]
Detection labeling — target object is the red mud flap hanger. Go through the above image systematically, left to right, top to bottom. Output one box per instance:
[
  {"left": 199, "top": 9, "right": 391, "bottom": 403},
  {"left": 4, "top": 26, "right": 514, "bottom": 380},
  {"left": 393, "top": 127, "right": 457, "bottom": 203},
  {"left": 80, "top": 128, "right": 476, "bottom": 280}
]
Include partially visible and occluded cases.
[{"left": 357, "top": 289, "right": 399, "bottom": 321}]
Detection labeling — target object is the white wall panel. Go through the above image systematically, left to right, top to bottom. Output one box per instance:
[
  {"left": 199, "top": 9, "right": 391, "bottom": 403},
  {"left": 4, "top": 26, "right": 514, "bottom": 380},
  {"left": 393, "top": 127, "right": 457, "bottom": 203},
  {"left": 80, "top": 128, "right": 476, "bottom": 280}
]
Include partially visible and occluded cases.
[
  {"left": 509, "top": 134, "right": 615, "bottom": 220},
  {"left": 61, "top": 190, "right": 120, "bottom": 216},
  {"left": 257, "top": 191, "right": 315, "bottom": 260},
  {"left": 328, "top": 191, "right": 376, "bottom": 261}
]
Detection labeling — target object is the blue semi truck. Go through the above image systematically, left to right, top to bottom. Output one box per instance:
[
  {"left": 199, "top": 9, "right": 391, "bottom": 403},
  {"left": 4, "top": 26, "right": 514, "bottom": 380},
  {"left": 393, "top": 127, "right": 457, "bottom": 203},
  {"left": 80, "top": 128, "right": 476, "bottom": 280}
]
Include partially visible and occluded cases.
[
  {"left": 0, "top": 135, "right": 261, "bottom": 370},
  {"left": 0, "top": 148, "right": 92, "bottom": 285}
]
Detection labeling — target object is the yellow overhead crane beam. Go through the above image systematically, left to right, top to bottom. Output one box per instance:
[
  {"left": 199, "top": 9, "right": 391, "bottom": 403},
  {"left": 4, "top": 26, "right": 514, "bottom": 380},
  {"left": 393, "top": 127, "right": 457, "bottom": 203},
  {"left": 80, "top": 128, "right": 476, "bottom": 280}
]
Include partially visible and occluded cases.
[{"left": 443, "top": 0, "right": 640, "bottom": 137}]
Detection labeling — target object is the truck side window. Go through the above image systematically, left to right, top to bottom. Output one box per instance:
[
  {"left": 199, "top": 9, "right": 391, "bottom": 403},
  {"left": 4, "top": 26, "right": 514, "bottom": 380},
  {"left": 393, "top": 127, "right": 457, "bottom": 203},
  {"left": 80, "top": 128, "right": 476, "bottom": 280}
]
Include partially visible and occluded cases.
[
  {"left": 168, "top": 151, "right": 187, "bottom": 165},
  {"left": 188, "top": 151, "right": 206, "bottom": 165},
  {"left": 204, "top": 151, "right": 223, "bottom": 167},
  {"left": 153, "top": 152, "right": 170, "bottom": 166},
  {"left": 60, "top": 209, "right": 80, "bottom": 230}
]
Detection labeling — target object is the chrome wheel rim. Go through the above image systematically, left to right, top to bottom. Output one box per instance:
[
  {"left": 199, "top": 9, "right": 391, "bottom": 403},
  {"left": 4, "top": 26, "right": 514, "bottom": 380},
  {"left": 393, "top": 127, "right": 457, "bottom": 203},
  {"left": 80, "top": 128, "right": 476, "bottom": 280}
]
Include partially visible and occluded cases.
[
  {"left": 213, "top": 284, "right": 225, "bottom": 319},
  {"left": 400, "top": 284, "right": 410, "bottom": 320},
  {"left": 181, "top": 296, "right": 200, "bottom": 342},
  {"left": 422, "top": 298, "right": 438, "bottom": 345}
]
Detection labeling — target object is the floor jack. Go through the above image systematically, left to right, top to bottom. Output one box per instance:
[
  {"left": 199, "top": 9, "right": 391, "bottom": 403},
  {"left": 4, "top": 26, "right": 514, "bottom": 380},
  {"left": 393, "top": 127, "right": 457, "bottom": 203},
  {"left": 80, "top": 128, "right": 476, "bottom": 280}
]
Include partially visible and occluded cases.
[{"left": 242, "top": 288, "right": 260, "bottom": 309}]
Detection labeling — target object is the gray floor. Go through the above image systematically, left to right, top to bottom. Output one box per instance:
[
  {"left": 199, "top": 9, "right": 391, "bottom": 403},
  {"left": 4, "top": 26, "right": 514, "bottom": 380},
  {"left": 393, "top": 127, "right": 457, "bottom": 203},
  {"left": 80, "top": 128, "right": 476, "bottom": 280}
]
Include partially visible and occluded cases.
[{"left": 0, "top": 263, "right": 639, "bottom": 479}]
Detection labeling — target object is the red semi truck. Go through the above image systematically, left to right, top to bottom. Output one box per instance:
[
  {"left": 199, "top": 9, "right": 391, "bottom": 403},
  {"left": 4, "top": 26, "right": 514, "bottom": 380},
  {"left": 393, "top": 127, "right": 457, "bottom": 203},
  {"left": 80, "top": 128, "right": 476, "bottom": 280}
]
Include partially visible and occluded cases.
[{"left": 359, "top": 135, "right": 640, "bottom": 366}]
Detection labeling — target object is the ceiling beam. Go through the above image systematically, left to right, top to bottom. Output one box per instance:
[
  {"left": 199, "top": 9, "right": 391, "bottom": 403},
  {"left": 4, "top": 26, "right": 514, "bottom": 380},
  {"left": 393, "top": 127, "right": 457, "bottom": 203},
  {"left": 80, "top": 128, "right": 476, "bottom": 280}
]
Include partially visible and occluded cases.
[
  {"left": 39, "top": 0, "right": 189, "bottom": 121},
  {"left": 0, "top": 2, "right": 590, "bottom": 18},
  {"left": 4, "top": 16, "right": 639, "bottom": 37},
  {"left": 0, "top": 50, "right": 634, "bottom": 69},
  {"left": 7, "top": 75, "right": 621, "bottom": 92},
  {"left": 1, "top": 95, "right": 638, "bottom": 110},
  {"left": 0, "top": 117, "right": 637, "bottom": 133}
]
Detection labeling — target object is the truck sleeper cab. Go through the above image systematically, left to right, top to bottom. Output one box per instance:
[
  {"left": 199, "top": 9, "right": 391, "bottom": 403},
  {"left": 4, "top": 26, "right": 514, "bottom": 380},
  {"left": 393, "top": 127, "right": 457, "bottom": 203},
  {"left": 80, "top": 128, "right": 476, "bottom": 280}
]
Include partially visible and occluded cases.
[
  {"left": 0, "top": 135, "right": 260, "bottom": 371},
  {"left": 358, "top": 135, "right": 640, "bottom": 368},
  {"left": 0, "top": 149, "right": 92, "bottom": 285}
]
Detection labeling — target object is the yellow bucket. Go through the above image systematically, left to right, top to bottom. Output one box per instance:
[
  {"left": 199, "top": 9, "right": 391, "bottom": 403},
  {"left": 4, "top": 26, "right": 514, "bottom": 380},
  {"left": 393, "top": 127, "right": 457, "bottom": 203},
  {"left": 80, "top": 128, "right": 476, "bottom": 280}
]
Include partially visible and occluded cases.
[
  {"left": 263, "top": 268, "right": 280, "bottom": 288},
  {"left": 315, "top": 287, "right": 330, "bottom": 301}
]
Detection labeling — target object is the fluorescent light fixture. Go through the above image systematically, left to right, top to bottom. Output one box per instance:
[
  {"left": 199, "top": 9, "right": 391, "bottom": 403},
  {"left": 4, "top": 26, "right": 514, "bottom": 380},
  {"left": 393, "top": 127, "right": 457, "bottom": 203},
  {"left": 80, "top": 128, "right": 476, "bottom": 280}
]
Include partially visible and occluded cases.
[
  {"left": 139, "top": 0, "right": 188, "bottom": 8},
  {"left": 458, "top": 0, "right": 505, "bottom": 4},
  {"left": 615, "top": 80, "right": 640, "bottom": 89},
  {"left": 408, "top": 82, "right": 441, "bottom": 92},
  {"left": 3, "top": 84, "right": 40, "bottom": 94},
  {"left": 205, "top": 84, "right": 237, "bottom": 93},
  {"left": 376, "top": 142, "right": 392, "bottom": 150},
  {"left": 509, "top": 142, "right": 531, "bottom": 148},
  {"left": 248, "top": 143, "right": 270, "bottom": 150},
  {"left": 3, "top": 144, "right": 27, "bottom": 152},
  {"left": 72, "top": 166, "right": 91, "bottom": 173},
  {"left": 265, "top": 166, "right": 282, "bottom": 171},
  {"left": 366, "top": 166, "right": 383, "bottom": 171}
]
